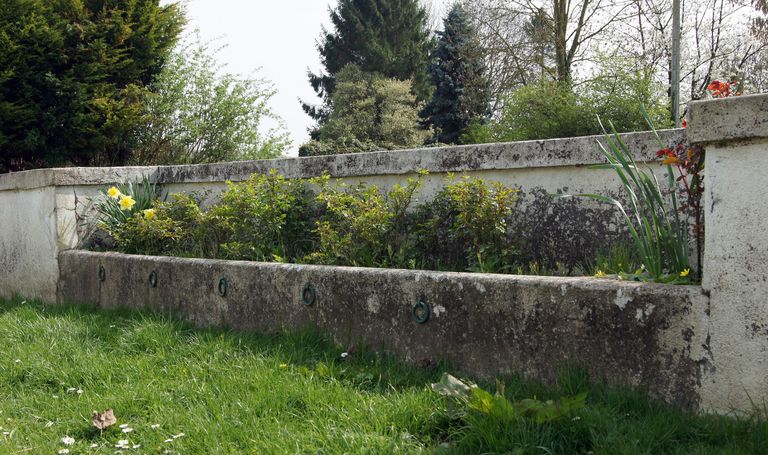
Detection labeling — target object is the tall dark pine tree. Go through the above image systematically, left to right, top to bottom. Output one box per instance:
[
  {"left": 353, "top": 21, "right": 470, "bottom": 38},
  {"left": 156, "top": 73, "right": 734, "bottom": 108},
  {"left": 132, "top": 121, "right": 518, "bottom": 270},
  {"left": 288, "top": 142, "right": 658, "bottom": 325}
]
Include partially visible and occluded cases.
[
  {"left": 302, "top": 0, "right": 433, "bottom": 127},
  {"left": 420, "top": 5, "right": 490, "bottom": 144}
]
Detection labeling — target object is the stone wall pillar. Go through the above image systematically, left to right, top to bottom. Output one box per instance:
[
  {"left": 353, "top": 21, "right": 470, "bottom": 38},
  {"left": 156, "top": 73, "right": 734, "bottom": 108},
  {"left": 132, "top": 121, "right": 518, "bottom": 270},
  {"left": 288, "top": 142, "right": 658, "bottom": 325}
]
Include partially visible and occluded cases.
[{"left": 689, "top": 93, "right": 768, "bottom": 413}]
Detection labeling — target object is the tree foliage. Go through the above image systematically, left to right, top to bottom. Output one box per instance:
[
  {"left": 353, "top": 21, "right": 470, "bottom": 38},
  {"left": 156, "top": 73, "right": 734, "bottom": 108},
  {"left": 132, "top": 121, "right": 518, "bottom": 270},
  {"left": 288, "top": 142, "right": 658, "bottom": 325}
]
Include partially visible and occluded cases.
[
  {"left": 0, "top": 0, "right": 183, "bottom": 172},
  {"left": 302, "top": 0, "right": 434, "bottom": 127},
  {"left": 420, "top": 4, "right": 490, "bottom": 144},
  {"left": 131, "top": 34, "right": 291, "bottom": 165},
  {"left": 300, "top": 65, "right": 428, "bottom": 156},
  {"left": 462, "top": 69, "right": 670, "bottom": 143}
]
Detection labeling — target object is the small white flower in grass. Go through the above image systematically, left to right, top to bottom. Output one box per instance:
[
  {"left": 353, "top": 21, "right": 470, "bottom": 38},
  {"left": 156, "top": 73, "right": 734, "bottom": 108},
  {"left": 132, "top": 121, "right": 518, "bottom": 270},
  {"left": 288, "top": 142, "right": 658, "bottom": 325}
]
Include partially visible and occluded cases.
[
  {"left": 20, "top": 300, "right": 26, "bottom": 304},
  {"left": 340, "top": 352, "right": 349, "bottom": 358},
  {"left": 13, "top": 359, "right": 20, "bottom": 363},
  {"left": 67, "top": 388, "right": 76, "bottom": 393},
  {"left": 76, "top": 389, "right": 83, "bottom": 395},
  {"left": 52, "top": 395, "right": 59, "bottom": 399},
  {"left": 45, "top": 421, "right": 54, "bottom": 428},
  {"left": 118, "top": 424, "right": 129, "bottom": 429},
  {"left": 150, "top": 424, "right": 160, "bottom": 429},
  {"left": 122, "top": 427, "right": 133, "bottom": 433},
  {"left": 2, "top": 431, "right": 9, "bottom": 436},
  {"left": 172, "top": 432, "right": 185, "bottom": 439},
  {"left": 61, "top": 436, "right": 75, "bottom": 445},
  {"left": 115, "top": 439, "right": 130, "bottom": 449},
  {"left": 164, "top": 439, "right": 173, "bottom": 443},
  {"left": 90, "top": 443, "right": 99, "bottom": 448},
  {"left": 132, "top": 444, "right": 141, "bottom": 449},
  {"left": 57, "top": 449, "right": 69, "bottom": 454}
]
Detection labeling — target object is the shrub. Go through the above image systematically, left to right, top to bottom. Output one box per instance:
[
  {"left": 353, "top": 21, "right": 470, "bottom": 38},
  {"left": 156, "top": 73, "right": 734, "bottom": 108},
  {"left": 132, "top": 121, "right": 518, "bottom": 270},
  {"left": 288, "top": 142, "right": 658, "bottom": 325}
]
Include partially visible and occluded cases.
[
  {"left": 299, "top": 64, "right": 429, "bottom": 157},
  {"left": 461, "top": 72, "right": 670, "bottom": 144},
  {"left": 298, "top": 138, "right": 386, "bottom": 157},
  {"left": 208, "top": 170, "right": 313, "bottom": 262},
  {"left": 304, "top": 174, "right": 423, "bottom": 268},
  {"left": 416, "top": 175, "right": 519, "bottom": 273},
  {"left": 110, "top": 193, "right": 209, "bottom": 256}
]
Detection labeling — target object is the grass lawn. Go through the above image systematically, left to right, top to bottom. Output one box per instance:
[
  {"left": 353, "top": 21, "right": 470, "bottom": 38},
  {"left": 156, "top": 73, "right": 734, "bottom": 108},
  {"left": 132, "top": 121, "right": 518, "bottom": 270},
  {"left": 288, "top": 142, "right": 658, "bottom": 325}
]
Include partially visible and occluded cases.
[{"left": 0, "top": 297, "right": 766, "bottom": 454}]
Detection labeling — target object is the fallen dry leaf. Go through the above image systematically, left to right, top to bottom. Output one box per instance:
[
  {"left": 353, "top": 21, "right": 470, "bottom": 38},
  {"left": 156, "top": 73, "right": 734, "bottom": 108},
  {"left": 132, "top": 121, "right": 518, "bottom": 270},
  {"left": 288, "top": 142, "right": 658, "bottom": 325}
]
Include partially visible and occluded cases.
[{"left": 92, "top": 409, "right": 116, "bottom": 430}]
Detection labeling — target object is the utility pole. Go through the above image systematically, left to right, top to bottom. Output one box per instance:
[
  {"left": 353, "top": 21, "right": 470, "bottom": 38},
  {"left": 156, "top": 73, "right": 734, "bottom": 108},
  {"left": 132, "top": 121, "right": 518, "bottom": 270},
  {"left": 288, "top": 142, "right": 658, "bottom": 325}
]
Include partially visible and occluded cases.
[{"left": 671, "top": 0, "right": 681, "bottom": 127}]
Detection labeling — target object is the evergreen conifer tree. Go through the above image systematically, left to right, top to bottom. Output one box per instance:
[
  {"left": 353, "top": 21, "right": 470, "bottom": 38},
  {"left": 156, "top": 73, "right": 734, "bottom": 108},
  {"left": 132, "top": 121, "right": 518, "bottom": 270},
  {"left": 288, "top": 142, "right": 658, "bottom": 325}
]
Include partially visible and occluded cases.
[
  {"left": 0, "top": 0, "right": 183, "bottom": 171},
  {"left": 302, "top": 0, "right": 434, "bottom": 127},
  {"left": 420, "top": 4, "right": 490, "bottom": 144}
]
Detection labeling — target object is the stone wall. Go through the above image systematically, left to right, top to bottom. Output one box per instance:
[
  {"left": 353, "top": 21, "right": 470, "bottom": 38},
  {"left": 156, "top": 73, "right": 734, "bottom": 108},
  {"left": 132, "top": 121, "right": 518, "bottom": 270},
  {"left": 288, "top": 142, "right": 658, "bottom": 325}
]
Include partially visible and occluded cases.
[
  {"left": 0, "top": 129, "right": 683, "bottom": 301},
  {"left": 58, "top": 249, "right": 710, "bottom": 408}
]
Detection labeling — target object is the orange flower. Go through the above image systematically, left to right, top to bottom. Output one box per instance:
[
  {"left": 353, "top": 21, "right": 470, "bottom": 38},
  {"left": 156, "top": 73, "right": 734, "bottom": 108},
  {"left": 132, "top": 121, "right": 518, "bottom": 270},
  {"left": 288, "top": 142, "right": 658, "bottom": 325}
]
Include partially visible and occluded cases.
[
  {"left": 707, "top": 80, "right": 723, "bottom": 92},
  {"left": 662, "top": 155, "right": 679, "bottom": 165}
]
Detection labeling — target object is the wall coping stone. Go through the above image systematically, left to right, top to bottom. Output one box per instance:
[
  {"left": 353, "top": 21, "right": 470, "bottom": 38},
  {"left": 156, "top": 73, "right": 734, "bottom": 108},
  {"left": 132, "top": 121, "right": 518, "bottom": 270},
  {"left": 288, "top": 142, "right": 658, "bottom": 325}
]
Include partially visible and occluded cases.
[
  {"left": 688, "top": 93, "right": 768, "bottom": 145},
  {"left": 0, "top": 129, "right": 682, "bottom": 191}
]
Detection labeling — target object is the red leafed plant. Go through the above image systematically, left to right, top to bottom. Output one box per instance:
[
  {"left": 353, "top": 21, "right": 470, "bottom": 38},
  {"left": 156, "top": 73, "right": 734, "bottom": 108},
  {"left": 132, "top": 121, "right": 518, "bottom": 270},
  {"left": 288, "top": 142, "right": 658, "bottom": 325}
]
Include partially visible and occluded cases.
[
  {"left": 706, "top": 78, "right": 742, "bottom": 99},
  {"left": 655, "top": 144, "right": 705, "bottom": 274}
]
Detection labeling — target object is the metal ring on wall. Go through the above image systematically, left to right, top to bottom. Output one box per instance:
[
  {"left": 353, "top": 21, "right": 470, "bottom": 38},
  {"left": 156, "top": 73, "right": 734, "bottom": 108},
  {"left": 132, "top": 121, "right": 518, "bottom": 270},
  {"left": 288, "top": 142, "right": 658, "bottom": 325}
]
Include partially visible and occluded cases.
[
  {"left": 148, "top": 271, "right": 158, "bottom": 288},
  {"left": 218, "top": 277, "right": 228, "bottom": 297},
  {"left": 302, "top": 283, "right": 317, "bottom": 306},
  {"left": 412, "top": 299, "right": 430, "bottom": 324}
]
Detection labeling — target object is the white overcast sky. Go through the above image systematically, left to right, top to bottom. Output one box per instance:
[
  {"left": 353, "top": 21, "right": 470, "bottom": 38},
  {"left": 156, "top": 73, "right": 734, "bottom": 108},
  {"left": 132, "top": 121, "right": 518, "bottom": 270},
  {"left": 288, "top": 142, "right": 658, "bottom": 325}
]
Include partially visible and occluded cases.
[{"left": 176, "top": 0, "right": 453, "bottom": 155}]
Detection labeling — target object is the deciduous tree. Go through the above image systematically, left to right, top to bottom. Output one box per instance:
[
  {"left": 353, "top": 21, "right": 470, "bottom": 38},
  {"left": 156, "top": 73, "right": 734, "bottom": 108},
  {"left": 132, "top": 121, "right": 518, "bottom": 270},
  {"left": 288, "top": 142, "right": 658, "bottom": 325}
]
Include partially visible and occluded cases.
[{"left": 132, "top": 34, "right": 291, "bottom": 165}]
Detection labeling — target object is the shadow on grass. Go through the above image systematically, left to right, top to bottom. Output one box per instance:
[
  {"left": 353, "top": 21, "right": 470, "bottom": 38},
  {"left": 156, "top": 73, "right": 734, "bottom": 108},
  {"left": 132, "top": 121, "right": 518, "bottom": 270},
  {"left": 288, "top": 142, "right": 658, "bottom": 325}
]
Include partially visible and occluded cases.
[{"left": 0, "top": 295, "right": 448, "bottom": 393}]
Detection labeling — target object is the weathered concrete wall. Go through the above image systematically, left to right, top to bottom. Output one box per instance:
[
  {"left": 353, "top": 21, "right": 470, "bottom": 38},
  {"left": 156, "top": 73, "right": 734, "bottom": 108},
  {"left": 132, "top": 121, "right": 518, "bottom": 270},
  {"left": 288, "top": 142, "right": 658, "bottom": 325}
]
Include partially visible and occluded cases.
[
  {"left": 689, "top": 93, "right": 768, "bottom": 414},
  {"left": 0, "top": 129, "right": 686, "bottom": 300},
  {"left": 0, "top": 187, "right": 59, "bottom": 301},
  {"left": 58, "top": 249, "right": 710, "bottom": 408}
]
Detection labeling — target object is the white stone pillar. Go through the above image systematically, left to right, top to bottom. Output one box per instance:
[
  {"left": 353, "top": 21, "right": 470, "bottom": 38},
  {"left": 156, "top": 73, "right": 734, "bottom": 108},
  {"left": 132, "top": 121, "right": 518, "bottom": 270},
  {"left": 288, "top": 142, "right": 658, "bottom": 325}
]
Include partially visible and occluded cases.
[{"left": 689, "top": 93, "right": 768, "bottom": 413}]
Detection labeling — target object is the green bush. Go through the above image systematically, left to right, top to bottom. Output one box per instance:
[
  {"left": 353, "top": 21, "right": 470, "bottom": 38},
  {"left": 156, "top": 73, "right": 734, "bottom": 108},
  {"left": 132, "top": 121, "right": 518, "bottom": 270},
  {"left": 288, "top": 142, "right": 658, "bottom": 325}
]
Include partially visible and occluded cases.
[
  {"left": 299, "top": 64, "right": 429, "bottom": 157},
  {"left": 462, "top": 73, "right": 670, "bottom": 144},
  {"left": 298, "top": 138, "right": 386, "bottom": 157},
  {"left": 208, "top": 170, "right": 313, "bottom": 262},
  {"left": 99, "top": 171, "right": 652, "bottom": 280},
  {"left": 303, "top": 174, "right": 422, "bottom": 268},
  {"left": 416, "top": 175, "right": 520, "bottom": 272},
  {"left": 110, "top": 193, "right": 207, "bottom": 256}
]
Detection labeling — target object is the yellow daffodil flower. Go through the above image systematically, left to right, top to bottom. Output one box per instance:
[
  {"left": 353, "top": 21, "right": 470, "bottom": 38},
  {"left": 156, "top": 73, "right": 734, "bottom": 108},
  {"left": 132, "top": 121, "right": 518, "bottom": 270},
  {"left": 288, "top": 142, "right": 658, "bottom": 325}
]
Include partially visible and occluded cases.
[
  {"left": 107, "top": 186, "right": 121, "bottom": 199},
  {"left": 119, "top": 195, "right": 136, "bottom": 211},
  {"left": 142, "top": 208, "right": 156, "bottom": 219},
  {"left": 680, "top": 268, "right": 690, "bottom": 277},
  {"left": 594, "top": 270, "right": 606, "bottom": 278}
]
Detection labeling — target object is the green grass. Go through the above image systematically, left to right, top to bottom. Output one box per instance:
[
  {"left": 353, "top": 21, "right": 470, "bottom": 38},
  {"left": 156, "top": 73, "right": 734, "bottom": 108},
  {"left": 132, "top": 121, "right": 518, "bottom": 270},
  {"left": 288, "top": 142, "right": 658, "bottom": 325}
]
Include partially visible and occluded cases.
[{"left": 0, "top": 297, "right": 766, "bottom": 454}]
